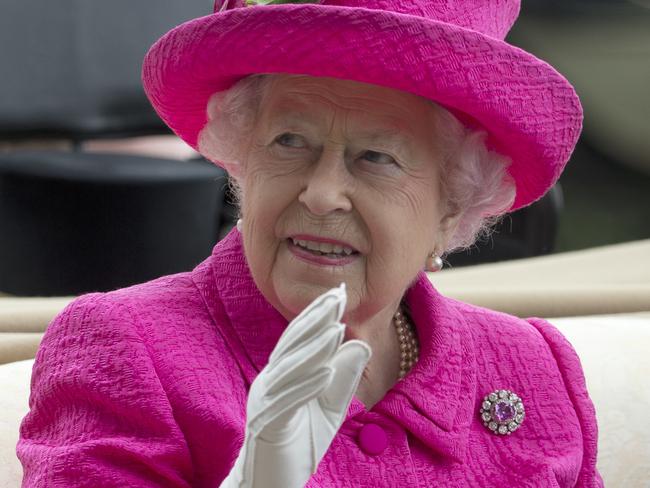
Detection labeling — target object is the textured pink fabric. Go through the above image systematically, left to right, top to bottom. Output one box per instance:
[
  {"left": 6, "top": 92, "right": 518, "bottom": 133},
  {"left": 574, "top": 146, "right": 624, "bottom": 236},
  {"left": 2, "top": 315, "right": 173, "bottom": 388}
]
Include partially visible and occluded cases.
[
  {"left": 141, "top": 0, "right": 583, "bottom": 210},
  {"left": 18, "top": 230, "right": 603, "bottom": 487}
]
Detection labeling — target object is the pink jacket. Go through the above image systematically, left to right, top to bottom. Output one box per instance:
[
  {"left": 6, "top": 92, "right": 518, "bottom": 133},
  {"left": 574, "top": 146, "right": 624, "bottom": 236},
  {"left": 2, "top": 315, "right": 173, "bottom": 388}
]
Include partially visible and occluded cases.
[{"left": 18, "top": 230, "right": 602, "bottom": 487}]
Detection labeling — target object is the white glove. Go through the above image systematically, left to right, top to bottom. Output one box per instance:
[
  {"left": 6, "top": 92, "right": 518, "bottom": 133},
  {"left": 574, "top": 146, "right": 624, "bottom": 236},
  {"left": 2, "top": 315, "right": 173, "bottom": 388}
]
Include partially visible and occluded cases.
[{"left": 220, "top": 284, "right": 372, "bottom": 488}]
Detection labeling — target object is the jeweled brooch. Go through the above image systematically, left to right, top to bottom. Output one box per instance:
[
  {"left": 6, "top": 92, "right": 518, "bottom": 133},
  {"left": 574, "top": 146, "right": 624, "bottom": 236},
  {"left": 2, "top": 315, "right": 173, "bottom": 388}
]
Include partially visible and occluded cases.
[{"left": 480, "top": 389, "right": 525, "bottom": 435}]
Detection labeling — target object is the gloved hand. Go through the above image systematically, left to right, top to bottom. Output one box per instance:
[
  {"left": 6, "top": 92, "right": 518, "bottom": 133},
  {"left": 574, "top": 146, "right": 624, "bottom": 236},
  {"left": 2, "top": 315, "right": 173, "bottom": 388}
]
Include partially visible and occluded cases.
[{"left": 220, "top": 284, "right": 372, "bottom": 488}]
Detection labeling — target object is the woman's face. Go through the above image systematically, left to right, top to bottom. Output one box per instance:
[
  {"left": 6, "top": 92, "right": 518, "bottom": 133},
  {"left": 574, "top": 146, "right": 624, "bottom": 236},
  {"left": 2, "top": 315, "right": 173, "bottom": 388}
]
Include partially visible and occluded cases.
[{"left": 239, "top": 75, "right": 454, "bottom": 323}]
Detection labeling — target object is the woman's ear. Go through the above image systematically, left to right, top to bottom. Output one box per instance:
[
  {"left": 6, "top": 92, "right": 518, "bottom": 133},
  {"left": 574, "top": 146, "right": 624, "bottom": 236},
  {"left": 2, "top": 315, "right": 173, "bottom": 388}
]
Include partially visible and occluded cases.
[{"left": 435, "top": 209, "right": 462, "bottom": 254}]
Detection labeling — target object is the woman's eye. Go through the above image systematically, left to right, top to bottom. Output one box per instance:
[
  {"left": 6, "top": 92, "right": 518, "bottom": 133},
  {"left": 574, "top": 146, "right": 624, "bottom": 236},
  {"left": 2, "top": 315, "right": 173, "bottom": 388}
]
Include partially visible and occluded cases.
[
  {"left": 274, "top": 133, "right": 306, "bottom": 149},
  {"left": 361, "top": 150, "right": 397, "bottom": 166}
]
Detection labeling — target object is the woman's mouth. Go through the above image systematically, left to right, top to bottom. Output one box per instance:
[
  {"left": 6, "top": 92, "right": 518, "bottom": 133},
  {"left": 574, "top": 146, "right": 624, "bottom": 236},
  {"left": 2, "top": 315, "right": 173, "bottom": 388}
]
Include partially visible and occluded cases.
[
  {"left": 287, "top": 236, "right": 359, "bottom": 266},
  {"left": 290, "top": 237, "right": 355, "bottom": 256}
]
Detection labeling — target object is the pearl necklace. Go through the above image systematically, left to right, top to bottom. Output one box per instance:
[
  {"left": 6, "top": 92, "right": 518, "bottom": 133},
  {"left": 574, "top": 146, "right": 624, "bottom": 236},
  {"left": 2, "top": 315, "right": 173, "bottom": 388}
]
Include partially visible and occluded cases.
[{"left": 394, "top": 307, "right": 419, "bottom": 379}]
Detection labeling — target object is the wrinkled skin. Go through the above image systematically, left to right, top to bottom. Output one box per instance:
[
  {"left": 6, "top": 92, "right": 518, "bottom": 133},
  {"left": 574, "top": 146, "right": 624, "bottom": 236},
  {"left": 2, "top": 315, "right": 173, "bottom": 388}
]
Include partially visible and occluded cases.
[{"left": 237, "top": 75, "right": 458, "bottom": 406}]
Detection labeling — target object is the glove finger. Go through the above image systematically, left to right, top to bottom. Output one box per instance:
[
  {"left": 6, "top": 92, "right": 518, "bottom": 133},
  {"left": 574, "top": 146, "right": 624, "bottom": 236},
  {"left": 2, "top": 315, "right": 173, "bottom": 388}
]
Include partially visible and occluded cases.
[
  {"left": 269, "top": 284, "right": 346, "bottom": 364},
  {"left": 264, "top": 322, "right": 343, "bottom": 397},
  {"left": 320, "top": 340, "right": 371, "bottom": 422},
  {"left": 249, "top": 366, "right": 334, "bottom": 439}
]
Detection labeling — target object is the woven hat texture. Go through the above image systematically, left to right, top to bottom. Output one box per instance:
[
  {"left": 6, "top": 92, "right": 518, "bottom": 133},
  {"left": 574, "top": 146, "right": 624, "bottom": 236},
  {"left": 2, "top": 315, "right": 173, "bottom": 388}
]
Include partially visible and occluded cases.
[{"left": 142, "top": 0, "right": 583, "bottom": 210}]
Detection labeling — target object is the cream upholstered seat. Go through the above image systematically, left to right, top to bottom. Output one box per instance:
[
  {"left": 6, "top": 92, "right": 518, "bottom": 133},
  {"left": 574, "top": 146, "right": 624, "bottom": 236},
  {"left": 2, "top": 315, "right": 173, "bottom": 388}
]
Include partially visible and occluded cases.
[
  {"left": 431, "top": 239, "right": 650, "bottom": 318},
  {"left": 552, "top": 313, "right": 650, "bottom": 487}
]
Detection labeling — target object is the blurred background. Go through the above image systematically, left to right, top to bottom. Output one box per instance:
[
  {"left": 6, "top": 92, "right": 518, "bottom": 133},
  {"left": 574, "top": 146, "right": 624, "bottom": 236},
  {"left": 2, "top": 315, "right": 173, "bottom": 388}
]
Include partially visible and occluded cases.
[
  {"left": 0, "top": 0, "right": 648, "bottom": 296},
  {"left": 507, "top": 0, "right": 650, "bottom": 253}
]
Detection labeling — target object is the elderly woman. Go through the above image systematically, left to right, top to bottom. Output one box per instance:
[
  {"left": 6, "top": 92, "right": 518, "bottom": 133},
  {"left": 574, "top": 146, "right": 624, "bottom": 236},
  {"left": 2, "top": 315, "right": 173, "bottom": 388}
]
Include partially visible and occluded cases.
[{"left": 18, "top": 1, "right": 602, "bottom": 487}]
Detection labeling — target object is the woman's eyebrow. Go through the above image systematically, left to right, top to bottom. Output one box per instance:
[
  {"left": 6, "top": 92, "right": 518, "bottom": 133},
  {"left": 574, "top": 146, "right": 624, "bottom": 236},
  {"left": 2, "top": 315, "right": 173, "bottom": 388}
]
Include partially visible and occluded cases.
[
  {"left": 269, "top": 113, "right": 413, "bottom": 154},
  {"left": 353, "top": 128, "right": 413, "bottom": 154}
]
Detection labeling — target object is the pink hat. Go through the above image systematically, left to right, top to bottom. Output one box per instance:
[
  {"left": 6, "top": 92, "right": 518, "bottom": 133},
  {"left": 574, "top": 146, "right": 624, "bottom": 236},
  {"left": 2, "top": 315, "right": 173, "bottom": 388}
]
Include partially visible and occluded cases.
[{"left": 142, "top": 0, "right": 582, "bottom": 211}]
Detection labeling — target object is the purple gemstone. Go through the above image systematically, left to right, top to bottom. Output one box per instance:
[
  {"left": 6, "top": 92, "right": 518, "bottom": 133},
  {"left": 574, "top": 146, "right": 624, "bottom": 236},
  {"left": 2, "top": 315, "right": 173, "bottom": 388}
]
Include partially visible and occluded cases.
[{"left": 493, "top": 401, "right": 516, "bottom": 423}]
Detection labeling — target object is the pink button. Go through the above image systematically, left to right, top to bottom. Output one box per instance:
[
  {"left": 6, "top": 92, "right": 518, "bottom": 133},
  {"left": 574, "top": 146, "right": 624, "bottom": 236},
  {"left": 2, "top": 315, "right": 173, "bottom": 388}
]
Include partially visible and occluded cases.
[{"left": 357, "top": 423, "right": 388, "bottom": 456}]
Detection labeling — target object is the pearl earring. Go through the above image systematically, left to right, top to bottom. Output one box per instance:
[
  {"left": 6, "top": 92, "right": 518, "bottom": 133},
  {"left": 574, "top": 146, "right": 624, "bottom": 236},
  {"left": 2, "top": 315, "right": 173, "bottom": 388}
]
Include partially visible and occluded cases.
[
  {"left": 236, "top": 218, "right": 243, "bottom": 232},
  {"left": 425, "top": 252, "right": 443, "bottom": 272}
]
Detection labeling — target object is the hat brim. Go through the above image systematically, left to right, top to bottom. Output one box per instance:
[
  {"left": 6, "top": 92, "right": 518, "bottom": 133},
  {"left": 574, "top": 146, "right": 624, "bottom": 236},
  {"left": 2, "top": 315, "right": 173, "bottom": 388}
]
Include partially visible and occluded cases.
[{"left": 142, "top": 4, "right": 582, "bottom": 211}]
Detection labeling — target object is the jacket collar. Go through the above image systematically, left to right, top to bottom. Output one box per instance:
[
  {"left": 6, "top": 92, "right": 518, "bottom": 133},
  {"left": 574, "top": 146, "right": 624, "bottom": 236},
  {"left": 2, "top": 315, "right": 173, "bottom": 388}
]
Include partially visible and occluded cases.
[
  {"left": 191, "top": 229, "right": 287, "bottom": 383},
  {"left": 192, "top": 229, "right": 475, "bottom": 463},
  {"left": 373, "top": 273, "right": 476, "bottom": 462}
]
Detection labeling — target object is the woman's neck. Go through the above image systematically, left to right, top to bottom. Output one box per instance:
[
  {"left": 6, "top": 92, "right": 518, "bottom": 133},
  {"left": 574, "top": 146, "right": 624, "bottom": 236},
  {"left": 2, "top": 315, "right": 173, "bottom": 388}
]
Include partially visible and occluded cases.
[{"left": 344, "top": 303, "right": 403, "bottom": 409}]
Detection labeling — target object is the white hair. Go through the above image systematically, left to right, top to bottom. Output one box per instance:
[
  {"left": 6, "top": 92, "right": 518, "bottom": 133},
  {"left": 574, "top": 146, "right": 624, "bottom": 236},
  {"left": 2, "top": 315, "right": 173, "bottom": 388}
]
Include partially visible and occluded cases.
[{"left": 198, "top": 74, "right": 516, "bottom": 254}]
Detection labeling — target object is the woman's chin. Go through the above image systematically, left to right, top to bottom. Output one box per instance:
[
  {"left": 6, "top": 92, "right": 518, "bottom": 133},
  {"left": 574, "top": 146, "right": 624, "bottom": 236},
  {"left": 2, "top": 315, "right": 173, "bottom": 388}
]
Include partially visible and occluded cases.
[
  {"left": 272, "top": 276, "right": 360, "bottom": 321},
  {"left": 275, "top": 281, "right": 342, "bottom": 316}
]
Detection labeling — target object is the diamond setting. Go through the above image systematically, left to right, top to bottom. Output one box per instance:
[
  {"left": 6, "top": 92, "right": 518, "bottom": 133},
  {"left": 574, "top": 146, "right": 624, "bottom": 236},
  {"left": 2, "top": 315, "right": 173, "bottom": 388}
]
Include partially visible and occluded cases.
[{"left": 479, "top": 389, "right": 525, "bottom": 435}]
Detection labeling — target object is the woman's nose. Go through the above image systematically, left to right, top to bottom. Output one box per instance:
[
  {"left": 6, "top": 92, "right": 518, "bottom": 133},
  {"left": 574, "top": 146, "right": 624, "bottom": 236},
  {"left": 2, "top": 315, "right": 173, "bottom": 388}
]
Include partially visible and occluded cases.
[{"left": 298, "top": 151, "right": 352, "bottom": 215}]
